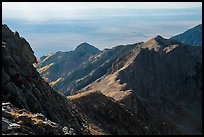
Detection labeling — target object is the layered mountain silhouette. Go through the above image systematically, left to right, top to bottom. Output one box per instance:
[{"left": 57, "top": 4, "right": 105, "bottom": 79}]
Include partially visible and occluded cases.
[
  {"left": 2, "top": 24, "right": 202, "bottom": 135},
  {"left": 170, "top": 24, "right": 202, "bottom": 46},
  {"left": 1, "top": 25, "right": 148, "bottom": 135},
  {"left": 36, "top": 41, "right": 143, "bottom": 95},
  {"left": 36, "top": 42, "right": 100, "bottom": 84}
]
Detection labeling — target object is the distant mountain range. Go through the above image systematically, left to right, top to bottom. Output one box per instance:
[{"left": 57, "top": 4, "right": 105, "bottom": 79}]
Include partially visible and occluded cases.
[
  {"left": 2, "top": 24, "right": 202, "bottom": 135},
  {"left": 36, "top": 24, "right": 202, "bottom": 96},
  {"left": 36, "top": 24, "right": 202, "bottom": 134},
  {"left": 170, "top": 24, "right": 202, "bottom": 46},
  {"left": 36, "top": 41, "right": 143, "bottom": 95},
  {"left": 36, "top": 42, "right": 100, "bottom": 83}
]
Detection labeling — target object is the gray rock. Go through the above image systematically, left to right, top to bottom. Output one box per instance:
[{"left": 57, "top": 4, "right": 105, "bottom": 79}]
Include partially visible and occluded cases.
[{"left": 2, "top": 24, "right": 84, "bottom": 135}]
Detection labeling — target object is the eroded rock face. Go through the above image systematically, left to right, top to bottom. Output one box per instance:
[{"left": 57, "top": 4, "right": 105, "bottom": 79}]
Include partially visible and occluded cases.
[
  {"left": 1, "top": 24, "right": 88, "bottom": 135},
  {"left": 2, "top": 24, "right": 66, "bottom": 122},
  {"left": 78, "top": 36, "right": 202, "bottom": 135},
  {"left": 117, "top": 37, "right": 202, "bottom": 134},
  {"left": 118, "top": 37, "right": 202, "bottom": 135}
]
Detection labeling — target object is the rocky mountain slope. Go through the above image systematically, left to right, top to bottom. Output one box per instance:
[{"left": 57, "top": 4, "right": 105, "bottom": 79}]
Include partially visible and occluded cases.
[
  {"left": 2, "top": 24, "right": 148, "bottom": 135},
  {"left": 2, "top": 24, "right": 110, "bottom": 135},
  {"left": 2, "top": 24, "right": 201, "bottom": 135},
  {"left": 2, "top": 24, "right": 89, "bottom": 135},
  {"left": 170, "top": 24, "right": 202, "bottom": 46},
  {"left": 76, "top": 35, "right": 202, "bottom": 134},
  {"left": 36, "top": 41, "right": 143, "bottom": 95},
  {"left": 35, "top": 42, "right": 100, "bottom": 83},
  {"left": 55, "top": 42, "right": 143, "bottom": 95},
  {"left": 68, "top": 91, "right": 147, "bottom": 135},
  {"left": 2, "top": 102, "right": 75, "bottom": 135}
]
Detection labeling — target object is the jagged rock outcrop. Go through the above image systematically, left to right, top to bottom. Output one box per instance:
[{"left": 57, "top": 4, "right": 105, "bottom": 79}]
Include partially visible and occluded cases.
[
  {"left": 2, "top": 24, "right": 94, "bottom": 135},
  {"left": 2, "top": 24, "right": 71, "bottom": 124},
  {"left": 170, "top": 24, "right": 202, "bottom": 46},
  {"left": 78, "top": 35, "right": 202, "bottom": 135},
  {"left": 2, "top": 102, "right": 76, "bottom": 135}
]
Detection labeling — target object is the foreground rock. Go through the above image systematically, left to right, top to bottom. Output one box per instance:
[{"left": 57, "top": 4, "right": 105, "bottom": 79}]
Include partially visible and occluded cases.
[
  {"left": 2, "top": 24, "right": 97, "bottom": 135},
  {"left": 2, "top": 102, "right": 76, "bottom": 135}
]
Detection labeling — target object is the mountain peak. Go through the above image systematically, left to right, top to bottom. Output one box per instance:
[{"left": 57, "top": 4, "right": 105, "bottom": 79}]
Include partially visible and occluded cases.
[
  {"left": 142, "top": 35, "right": 174, "bottom": 51},
  {"left": 147, "top": 35, "right": 167, "bottom": 44},
  {"left": 154, "top": 35, "right": 163, "bottom": 39},
  {"left": 75, "top": 42, "right": 100, "bottom": 52},
  {"left": 75, "top": 42, "right": 93, "bottom": 50}
]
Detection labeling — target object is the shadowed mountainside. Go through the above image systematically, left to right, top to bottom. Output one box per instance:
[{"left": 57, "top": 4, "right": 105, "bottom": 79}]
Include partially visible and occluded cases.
[
  {"left": 2, "top": 24, "right": 90, "bottom": 135},
  {"left": 170, "top": 24, "right": 202, "bottom": 46},
  {"left": 76, "top": 35, "right": 202, "bottom": 135}
]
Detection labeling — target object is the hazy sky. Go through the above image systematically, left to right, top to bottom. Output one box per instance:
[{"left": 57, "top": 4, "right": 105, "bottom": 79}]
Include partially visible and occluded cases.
[{"left": 2, "top": 2, "right": 202, "bottom": 57}]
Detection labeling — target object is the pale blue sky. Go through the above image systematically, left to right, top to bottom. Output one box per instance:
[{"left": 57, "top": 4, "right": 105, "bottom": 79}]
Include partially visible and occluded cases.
[{"left": 2, "top": 2, "right": 202, "bottom": 57}]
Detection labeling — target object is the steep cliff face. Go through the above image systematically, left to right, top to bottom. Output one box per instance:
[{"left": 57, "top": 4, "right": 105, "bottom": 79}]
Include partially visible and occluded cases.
[
  {"left": 2, "top": 24, "right": 92, "bottom": 135},
  {"left": 2, "top": 24, "right": 69, "bottom": 123},
  {"left": 78, "top": 36, "right": 202, "bottom": 134},
  {"left": 117, "top": 36, "right": 202, "bottom": 134}
]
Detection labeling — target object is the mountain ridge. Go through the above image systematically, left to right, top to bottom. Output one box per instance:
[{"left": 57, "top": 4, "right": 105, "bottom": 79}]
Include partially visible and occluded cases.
[
  {"left": 170, "top": 24, "right": 202, "bottom": 46},
  {"left": 75, "top": 35, "right": 202, "bottom": 134},
  {"left": 36, "top": 41, "right": 143, "bottom": 95},
  {"left": 35, "top": 42, "right": 101, "bottom": 84}
]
